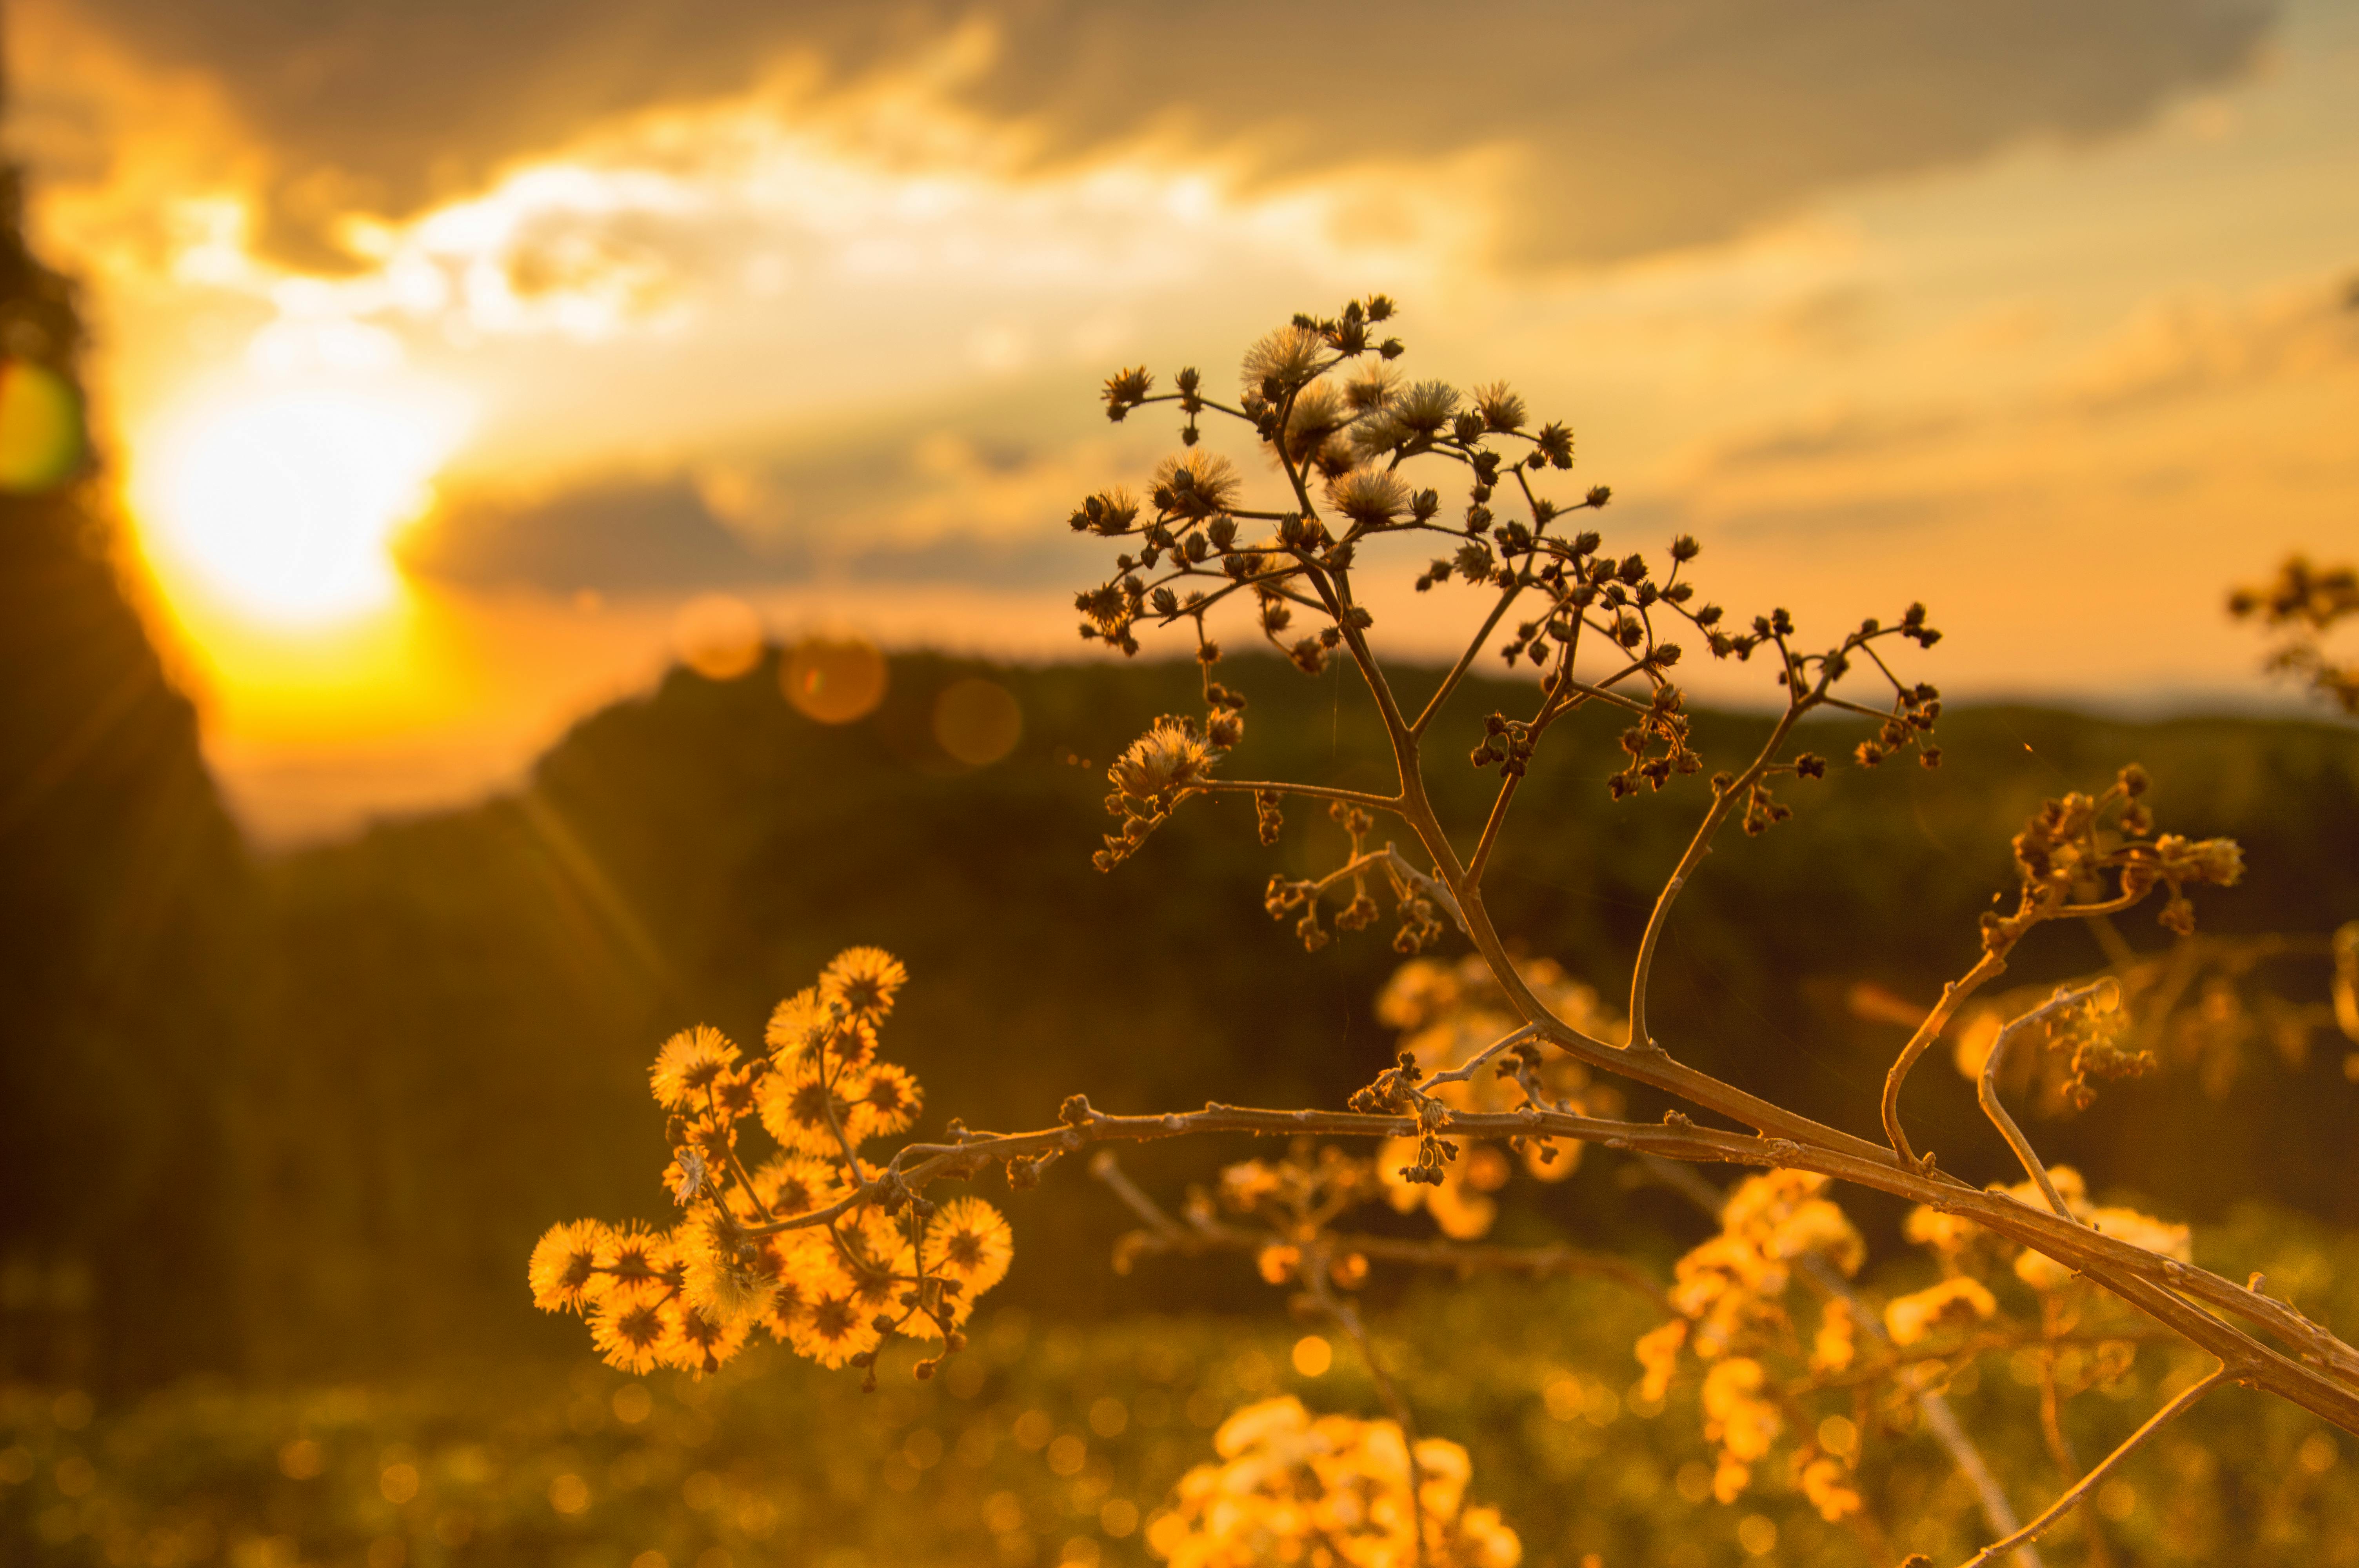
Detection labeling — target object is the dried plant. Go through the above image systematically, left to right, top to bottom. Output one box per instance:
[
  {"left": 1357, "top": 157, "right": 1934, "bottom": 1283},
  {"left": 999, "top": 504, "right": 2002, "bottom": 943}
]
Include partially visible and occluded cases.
[
  {"left": 537, "top": 299, "right": 2359, "bottom": 1567},
  {"left": 2232, "top": 555, "right": 2359, "bottom": 717}
]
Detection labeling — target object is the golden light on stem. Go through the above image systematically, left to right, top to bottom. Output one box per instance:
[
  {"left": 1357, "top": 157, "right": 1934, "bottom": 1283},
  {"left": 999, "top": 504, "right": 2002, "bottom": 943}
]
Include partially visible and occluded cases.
[{"left": 131, "top": 381, "right": 468, "bottom": 629}]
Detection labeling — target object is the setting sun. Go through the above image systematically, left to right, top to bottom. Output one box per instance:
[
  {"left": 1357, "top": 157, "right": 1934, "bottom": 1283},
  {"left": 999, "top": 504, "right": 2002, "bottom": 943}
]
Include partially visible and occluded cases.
[{"left": 133, "top": 384, "right": 465, "bottom": 627}]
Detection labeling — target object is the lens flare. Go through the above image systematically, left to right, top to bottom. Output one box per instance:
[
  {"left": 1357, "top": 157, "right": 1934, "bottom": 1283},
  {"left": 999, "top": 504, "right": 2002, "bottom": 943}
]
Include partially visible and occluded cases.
[
  {"left": 0, "top": 359, "right": 85, "bottom": 492},
  {"left": 134, "top": 385, "right": 465, "bottom": 626}
]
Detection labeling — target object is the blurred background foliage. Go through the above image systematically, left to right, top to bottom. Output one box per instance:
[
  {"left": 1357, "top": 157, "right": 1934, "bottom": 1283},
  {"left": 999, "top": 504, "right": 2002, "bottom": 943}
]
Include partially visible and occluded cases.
[
  {"left": 11, "top": 624, "right": 2355, "bottom": 1388},
  {"left": 7, "top": 1215, "right": 2359, "bottom": 1568}
]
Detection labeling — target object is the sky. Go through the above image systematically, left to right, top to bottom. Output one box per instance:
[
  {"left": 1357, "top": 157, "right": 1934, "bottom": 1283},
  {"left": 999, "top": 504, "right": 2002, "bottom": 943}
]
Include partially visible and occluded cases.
[{"left": 9, "top": 0, "right": 2357, "bottom": 841}]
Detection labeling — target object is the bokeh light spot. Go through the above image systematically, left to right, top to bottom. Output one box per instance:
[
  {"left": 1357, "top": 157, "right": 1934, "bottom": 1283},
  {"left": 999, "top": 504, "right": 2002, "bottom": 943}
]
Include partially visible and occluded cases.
[
  {"left": 0, "top": 359, "right": 84, "bottom": 492},
  {"left": 673, "top": 594, "right": 764, "bottom": 680},
  {"left": 783, "top": 636, "right": 887, "bottom": 723},
  {"left": 932, "top": 677, "right": 1021, "bottom": 765},
  {"left": 1290, "top": 1335, "right": 1332, "bottom": 1377},
  {"left": 546, "top": 1472, "right": 591, "bottom": 1515}
]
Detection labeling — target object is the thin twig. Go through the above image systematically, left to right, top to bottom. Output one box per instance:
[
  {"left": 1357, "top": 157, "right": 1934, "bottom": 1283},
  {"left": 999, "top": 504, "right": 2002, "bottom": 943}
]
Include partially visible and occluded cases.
[
  {"left": 1410, "top": 582, "right": 1526, "bottom": 737},
  {"left": 1540, "top": 675, "right": 1656, "bottom": 718},
  {"left": 1624, "top": 706, "right": 1803, "bottom": 1054},
  {"left": 1464, "top": 772, "right": 1523, "bottom": 891},
  {"left": 1199, "top": 779, "right": 1403, "bottom": 815},
  {"left": 1373, "top": 846, "right": 1469, "bottom": 934},
  {"left": 1884, "top": 894, "right": 2141, "bottom": 1167},
  {"left": 1881, "top": 950, "right": 2010, "bottom": 1169},
  {"left": 1979, "top": 981, "right": 2117, "bottom": 1221},
  {"left": 1423, "top": 1024, "right": 1542, "bottom": 1089},
  {"left": 818, "top": 1057, "right": 871, "bottom": 1190},
  {"left": 1088, "top": 1149, "right": 1665, "bottom": 1305},
  {"left": 1088, "top": 1150, "right": 1181, "bottom": 1234},
  {"left": 1304, "top": 1250, "right": 1429, "bottom": 1568},
  {"left": 2034, "top": 1296, "right": 2116, "bottom": 1568},
  {"left": 1953, "top": 1365, "right": 2228, "bottom": 1568}
]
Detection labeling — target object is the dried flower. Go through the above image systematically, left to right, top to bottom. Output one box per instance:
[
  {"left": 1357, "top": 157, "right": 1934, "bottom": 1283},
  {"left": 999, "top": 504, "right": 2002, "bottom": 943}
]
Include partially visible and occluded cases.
[
  {"left": 1241, "top": 324, "right": 1325, "bottom": 395},
  {"left": 1470, "top": 381, "right": 1525, "bottom": 432},
  {"left": 1153, "top": 450, "right": 1242, "bottom": 517},
  {"left": 1327, "top": 466, "right": 1411, "bottom": 526},
  {"left": 1109, "top": 719, "right": 1216, "bottom": 802},
  {"left": 821, "top": 947, "right": 908, "bottom": 1021},
  {"left": 650, "top": 1025, "right": 741, "bottom": 1110},
  {"left": 924, "top": 1196, "right": 1014, "bottom": 1293},
  {"left": 528, "top": 1220, "right": 611, "bottom": 1314}
]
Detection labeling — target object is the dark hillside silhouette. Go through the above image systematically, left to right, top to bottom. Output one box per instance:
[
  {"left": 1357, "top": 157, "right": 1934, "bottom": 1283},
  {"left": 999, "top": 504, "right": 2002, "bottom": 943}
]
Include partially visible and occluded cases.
[
  {"left": 0, "top": 161, "right": 259, "bottom": 1390},
  {"left": 242, "top": 646, "right": 2359, "bottom": 1373}
]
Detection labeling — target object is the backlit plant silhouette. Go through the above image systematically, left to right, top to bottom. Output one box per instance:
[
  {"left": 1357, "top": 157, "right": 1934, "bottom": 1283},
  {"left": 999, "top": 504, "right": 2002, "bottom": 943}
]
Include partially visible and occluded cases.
[
  {"left": 537, "top": 299, "right": 2359, "bottom": 1568},
  {"left": 2232, "top": 555, "right": 2359, "bottom": 717}
]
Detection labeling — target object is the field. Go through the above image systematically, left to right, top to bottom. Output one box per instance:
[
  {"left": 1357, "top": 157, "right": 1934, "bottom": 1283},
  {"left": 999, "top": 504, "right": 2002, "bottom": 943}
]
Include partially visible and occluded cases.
[{"left": 9, "top": 1204, "right": 2359, "bottom": 1568}]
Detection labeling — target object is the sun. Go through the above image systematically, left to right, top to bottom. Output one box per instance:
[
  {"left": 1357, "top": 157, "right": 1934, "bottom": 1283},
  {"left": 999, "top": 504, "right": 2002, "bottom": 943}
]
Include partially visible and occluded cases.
[{"left": 134, "top": 384, "right": 465, "bottom": 627}]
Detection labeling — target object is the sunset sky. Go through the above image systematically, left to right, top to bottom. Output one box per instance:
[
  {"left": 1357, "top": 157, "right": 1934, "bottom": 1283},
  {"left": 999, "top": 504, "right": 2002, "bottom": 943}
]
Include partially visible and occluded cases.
[{"left": 12, "top": 0, "right": 2357, "bottom": 840}]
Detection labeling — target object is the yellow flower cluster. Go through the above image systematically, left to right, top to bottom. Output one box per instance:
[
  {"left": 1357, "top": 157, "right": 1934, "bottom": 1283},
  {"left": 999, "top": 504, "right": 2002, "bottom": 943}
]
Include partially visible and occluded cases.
[
  {"left": 527, "top": 948, "right": 1014, "bottom": 1382},
  {"left": 1372, "top": 955, "right": 1623, "bottom": 1239},
  {"left": 1206, "top": 1146, "right": 1381, "bottom": 1290},
  {"left": 1638, "top": 1163, "right": 2175, "bottom": 1524},
  {"left": 1904, "top": 1165, "right": 2190, "bottom": 1293},
  {"left": 1635, "top": 1169, "right": 1868, "bottom": 1515},
  {"left": 1664, "top": 1169, "right": 1864, "bottom": 1359},
  {"left": 1882, "top": 1276, "right": 1998, "bottom": 1347},
  {"left": 1698, "top": 1359, "right": 1781, "bottom": 1505},
  {"left": 1145, "top": 1397, "right": 1521, "bottom": 1568}
]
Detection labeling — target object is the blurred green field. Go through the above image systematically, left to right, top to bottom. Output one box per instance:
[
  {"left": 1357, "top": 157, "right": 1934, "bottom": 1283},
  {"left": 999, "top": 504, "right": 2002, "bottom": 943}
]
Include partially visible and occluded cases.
[{"left": 9, "top": 1203, "right": 2358, "bottom": 1568}]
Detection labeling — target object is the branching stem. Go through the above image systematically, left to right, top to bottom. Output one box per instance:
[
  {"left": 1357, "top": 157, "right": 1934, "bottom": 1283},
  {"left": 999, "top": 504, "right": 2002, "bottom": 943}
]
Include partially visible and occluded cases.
[
  {"left": 1410, "top": 583, "right": 1525, "bottom": 737},
  {"left": 1625, "top": 706, "right": 1802, "bottom": 1053},
  {"left": 1198, "top": 779, "right": 1402, "bottom": 815},
  {"left": 1882, "top": 951, "right": 2009, "bottom": 1168},
  {"left": 1979, "top": 980, "right": 2118, "bottom": 1220},
  {"left": 1423, "top": 1024, "right": 1541, "bottom": 1091},
  {"left": 737, "top": 1090, "right": 2359, "bottom": 1432},
  {"left": 1954, "top": 1365, "right": 2228, "bottom": 1568}
]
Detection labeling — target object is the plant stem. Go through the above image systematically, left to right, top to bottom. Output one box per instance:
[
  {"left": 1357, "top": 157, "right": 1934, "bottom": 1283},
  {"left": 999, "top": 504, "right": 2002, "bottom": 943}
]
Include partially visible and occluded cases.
[{"left": 1954, "top": 1366, "right": 2227, "bottom": 1568}]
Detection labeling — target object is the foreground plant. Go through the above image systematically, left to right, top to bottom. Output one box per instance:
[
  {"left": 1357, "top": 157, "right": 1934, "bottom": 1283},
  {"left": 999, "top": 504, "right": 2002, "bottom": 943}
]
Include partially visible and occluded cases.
[
  {"left": 538, "top": 298, "right": 2359, "bottom": 1566},
  {"left": 531, "top": 947, "right": 1012, "bottom": 1384}
]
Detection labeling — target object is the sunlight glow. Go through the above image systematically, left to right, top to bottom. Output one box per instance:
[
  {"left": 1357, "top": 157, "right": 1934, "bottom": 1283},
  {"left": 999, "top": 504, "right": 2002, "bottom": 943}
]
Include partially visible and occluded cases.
[{"left": 134, "top": 385, "right": 466, "bottom": 626}]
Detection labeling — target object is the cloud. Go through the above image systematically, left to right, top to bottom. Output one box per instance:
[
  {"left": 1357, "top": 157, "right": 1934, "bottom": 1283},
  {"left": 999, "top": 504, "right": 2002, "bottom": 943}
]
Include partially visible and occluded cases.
[
  {"left": 65, "top": 0, "right": 2279, "bottom": 269},
  {"left": 1688, "top": 268, "right": 2359, "bottom": 490},
  {"left": 2060, "top": 271, "right": 2359, "bottom": 414},
  {"left": 401, "top": 405, "right": 1136, "bottom": 595},
  {"left": 1706, "top": 408, "right": 1970, "bottom": 471},
  {"left": 401, "top": 475, "right": 776, "bottom": 593},
  {"left": 1709, "top": 493, "right": 1964, "bottom": 543}
]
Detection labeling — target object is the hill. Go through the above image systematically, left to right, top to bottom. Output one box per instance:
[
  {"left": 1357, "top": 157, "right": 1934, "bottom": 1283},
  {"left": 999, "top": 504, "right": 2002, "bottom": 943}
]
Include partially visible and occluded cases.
[{"left": 233, "top": 645, "right": 2359, "bottom": 1373}]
